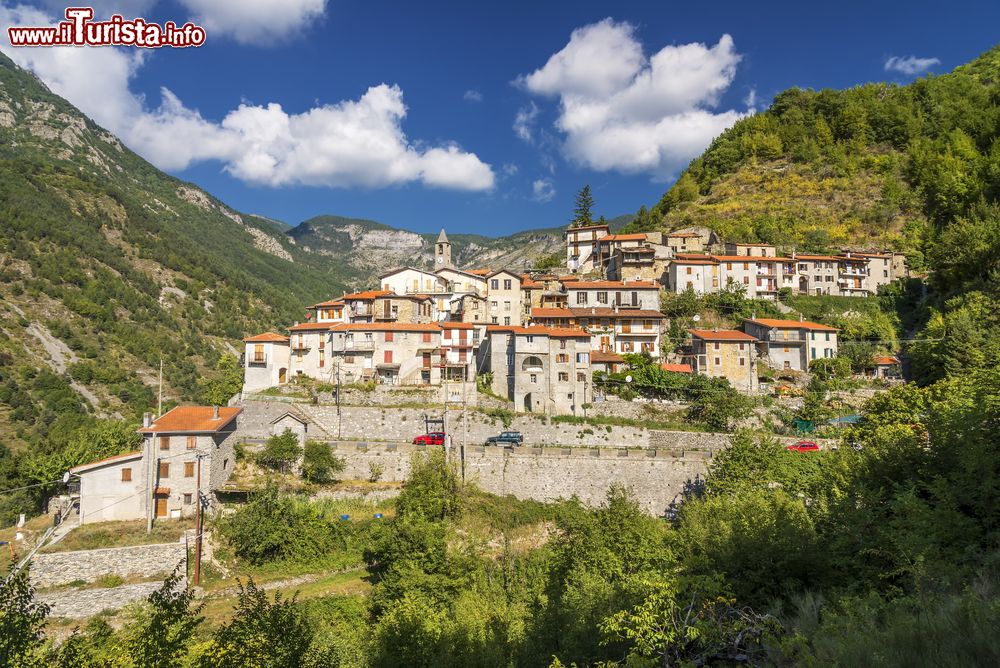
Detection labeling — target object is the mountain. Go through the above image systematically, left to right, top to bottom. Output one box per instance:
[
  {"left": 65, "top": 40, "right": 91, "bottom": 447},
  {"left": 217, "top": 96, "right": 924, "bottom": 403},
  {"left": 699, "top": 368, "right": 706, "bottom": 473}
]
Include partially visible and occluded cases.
[
  {"left": 0, "top": 51, "right": 350, "bottom": 451},
  {"left": 288, "top": 215, "right": 566, "bottom": 279}
]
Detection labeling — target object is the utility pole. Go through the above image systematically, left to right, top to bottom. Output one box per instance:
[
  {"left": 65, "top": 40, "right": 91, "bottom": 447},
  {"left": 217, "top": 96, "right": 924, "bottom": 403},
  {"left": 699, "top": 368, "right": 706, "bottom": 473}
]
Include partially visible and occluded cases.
[
  {"left": 335, "top": 362, "right": 342, "bottom": 440},
  {"left": 145, "top": 436, "right": 154, "bottom": 534},
  {"left": 193, "top": 454, "right": 203, "bottom": 586}
]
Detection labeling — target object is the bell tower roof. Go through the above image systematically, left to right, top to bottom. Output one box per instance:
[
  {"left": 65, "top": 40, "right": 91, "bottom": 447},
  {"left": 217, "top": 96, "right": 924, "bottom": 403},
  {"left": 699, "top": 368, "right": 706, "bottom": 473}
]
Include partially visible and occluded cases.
[{"left": 436, "top": 228, "right": 449, "bottom": 243}]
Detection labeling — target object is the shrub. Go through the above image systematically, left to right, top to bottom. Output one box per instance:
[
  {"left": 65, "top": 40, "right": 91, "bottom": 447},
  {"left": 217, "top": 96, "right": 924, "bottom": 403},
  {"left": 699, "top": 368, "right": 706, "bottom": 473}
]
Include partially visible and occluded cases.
[
  {"left": 257, "top": 429, "right": 301, "bottom": 472},
  {"left": 300, "top": 440, "right": 345, "bottom": 484},
  {"left": 368, "top": 461, "right": 385, "bottom": 483}
]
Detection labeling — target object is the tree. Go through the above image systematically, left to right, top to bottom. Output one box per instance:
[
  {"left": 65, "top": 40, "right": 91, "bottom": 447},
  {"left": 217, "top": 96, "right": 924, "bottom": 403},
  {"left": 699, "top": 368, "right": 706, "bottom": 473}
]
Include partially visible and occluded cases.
[
  {"left": 571, "top": 185, "right": 595, "bottom": 227},
  {"left": 200, "top": 354, "right": 244, "bottom": 406},
  {"left": 686, "top": 376, "right": 754, "bottom": 431},
  {"left": 257, "top": 429, "right": 301, "bottom": 472},
  {"left": 300, "top": 440, "right": 345, "bottom": 484},
  {"left": 0, "top": 567, "right": 49, "bottom": 667},
  {"left": 122, "top": 569, "right": 203, "bottom": 668},
  {"left": 201, "top": 579, "right": 315, "bottom": 668}
]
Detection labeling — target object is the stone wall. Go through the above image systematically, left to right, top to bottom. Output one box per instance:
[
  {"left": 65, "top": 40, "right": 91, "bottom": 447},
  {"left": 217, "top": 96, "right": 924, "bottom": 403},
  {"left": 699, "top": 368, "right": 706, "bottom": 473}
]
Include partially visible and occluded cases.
[{"left": 31, "top": 542, "right": 187, "bottom": 587}]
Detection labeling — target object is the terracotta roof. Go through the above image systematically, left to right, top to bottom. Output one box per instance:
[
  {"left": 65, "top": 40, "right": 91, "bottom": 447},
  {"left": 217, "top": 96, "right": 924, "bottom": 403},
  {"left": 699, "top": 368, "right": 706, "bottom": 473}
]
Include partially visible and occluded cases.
[
  {"left": 667, "top": 232, "right": 701, "bottom": 238},
  {"left": 600, "top": 233, "right": 648, "bottom": 242},
  {"left": 730, "top": 243, "right": 774, "bottom": 247},
  {"left": 850, "top": 252, "right": 892, "bottom": 259},
  {"left": 675, "top": 253, "right": 712, "bottom": 259},
  {"left": 793, "top": 254, "right": 842, "bottom": 261},
  {"left": 710, "top": 255, "right": 794, "bottom": 263},
  {"left": 672, "top": 258, "right": 717, "bottom": 266},
  {"left": 466, "top": 268, "right": 493, "bottom": 276},
  {"left": 557, "top": 275, "right": 581, "bottom": 282},
  {"left": 520, "top": 277, "right": 543, "bottom": 288},
  {"left": 564, "top": 280, "right": 659, "bottom": 289},
  {"left": 342, "top": 290, "right": 392, "bottom": 301},
  {"left": 376, "top": 293, "right": 430, "bottom": 302},
  {"left": 313, "top": 299, "right": 346, "bottom": 308},
  {"left": 531, "top": 308, "right": 575, "bottom": 318},
  {"left": 571, "top": 308, "right": 665, "bottom": 319},
  {"left": 745, "top": 318, "right": 839, "bottom": 332},
  {"left": 288, "top": 322, "right": 334, "bottom": 331},
  {"left": 440, "top": 322, "right": 474, "bottom": 329},
  {"left": 329, "top": 323, "right": 441, "bottom": 333},
  {"left": 486, "top": 325, "right": 589, "bottom": 338},
  {"left": 689, "top": 329, "right": 757, "bottom": 342},
  {"left": 243, "top": 332, "right": 288, "bottom": 343},
  {"left": 591, "top": 351, "right": 624, "bottom": 363},
  {"left": 875, "top": 356, "right": 900, "bottom": 365},
  {"left": 661, "top": 363, "right": 693, "bottom": 374},
  {"left": 139, "top": 406, "right": 242, "bottom": 434},
  {"left": 70, "top": 450, "right": 142, "bottom": 473},
  {"left": 154, "top": 487, "right": 170, "bottom": 495}
]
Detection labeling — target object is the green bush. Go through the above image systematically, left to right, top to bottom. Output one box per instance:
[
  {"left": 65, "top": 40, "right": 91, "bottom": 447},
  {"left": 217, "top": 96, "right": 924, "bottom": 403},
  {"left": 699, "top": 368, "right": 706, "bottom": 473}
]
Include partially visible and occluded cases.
[
  {"left": 257, "top": 429, "right": 301, "bottom": 472},
  {"left": 300, "top": 440, "right": 345, "bottom": 484}
]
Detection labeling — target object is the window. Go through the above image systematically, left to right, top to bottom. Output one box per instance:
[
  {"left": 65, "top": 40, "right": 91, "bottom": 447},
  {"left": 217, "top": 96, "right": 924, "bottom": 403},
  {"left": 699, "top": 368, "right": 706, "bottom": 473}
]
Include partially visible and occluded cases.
[
  {"left": 727, "top": 262, "right": 733, "bottom": 270},
  {"left": 743, "top": 263, "right": 749, "bottom": 270},
  {"left": 686, "top": 267, "right": 693, "bottom": 275},
  {"left": 743, "top": 276, "right": 750, "bottom": 285},
  {"left": 490, "top": 279, "right": 499, "bottom": 289},
  {"left": 504, "top": 279, "right": 512, "bottom": 290},
  {"left": 597, "top": 291, "right": 608, "bottom": 303},
  {"left": 576, "top": 292, "right": 588, "bottom": 304},
  {"left": 491, "top": 300, "right": 498, "bottom": 309},
  {"left": 503, "top": 301, "right": 511, "bottom": 311},
  {"left": 491, "top": 316, "right": 498, "bottom": 324},
  {"left": 504, "top": 317, "right": 511, "bottom": 326},
  {"left": 644, "top": 319, "right": 653, "bottom": 330},
  {"left": 385, "top": 331, "right": 394, "bottom": 342},
  {"left": 422, "top": 332, "right": 432, "bottom": 343},
  {"left": 810, "top": 332, "right": 816, "bottom": 340},
  {"left": 825, "top": 333, "right": 831, "bottom": 341},
  {"left": 526, "top": 335, "right": 534, "bottom": 343},
  {"left": 560, "top": 339, "right": 567, "bottom": 349},
  {"left": 713, "top": 342, "right": 720, "bottom": 350},
  {"left": 738, "top": 342, "right": 745, "bottom": 350},
  {"left": 253, "top": 344, "right": 264, "bottom": 363},
  {"left": 783, "top": 347, "right": 790, "bottom": 353},
  {"left": 811, "top": 347, "right": 817, "bottom": 360},
  {"left": 319, "top": 350, "right": 325, "bottom": 368},
  {"left": 384, "top": 351, "right": 393, "bottom": 364},
  {"left": 577, "top": 352, "right": 589, "bottom": 364},
  {"left": 556, "top": 354, "right": 569, "bottom": 363},
  {"left": 344, "top": 356, "right": 355, "bottom": 364},
  {"left": 713, "top": 356, "right": 721, "bottom": 365},
  {"left": 739, "top": 358, "right": 746, "bottom": 366},
  {"left": 558, "top": 372, "right": 569, "bottom": 381},
  {"left": 530, "top": 374, "right": 538, "bottom": 383},
  {"left": 184, "top": 435, "right": 195, "bottom": 450},
  {"left": 159, "top": 436, "right": 170, "bottom": 451},
  {"left": 223, "top": 458, "right": 229, "bottom": 470},
  {"left": 159, "top": 462, "right": 169, "bottom": 478},
  {"left": 184, "top": 462, "right": 195, "bottom": 478},
  {"left": 121, "top": 468, "right": 132, "bottom": 482},
  {"left": 184, "top": 493, "right": 193, "bottom": 505}
]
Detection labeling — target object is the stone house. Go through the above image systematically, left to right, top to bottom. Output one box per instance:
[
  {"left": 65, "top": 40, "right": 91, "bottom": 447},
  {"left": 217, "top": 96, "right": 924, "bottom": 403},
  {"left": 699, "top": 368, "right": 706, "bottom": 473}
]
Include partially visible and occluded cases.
[
  {"left": 565, "top": 223, "right": 610, "bottom": 273},
  {"left": 665, "top": 232, "right": 705, "bottom": 254},
  {"left": 723, "top": 242, "right": 777, "bottom": 258},
  {"left": 607, "top": 243, "right": 673, "bottom": 285},
  {"left": 790, "top": 254, "right": 841, "bottom": 295},
  {"left": 666, "top": 258, "right": 717, "bottom": 295},
  {"left": 372, "top": 293, "right": 435, "bottom": 324},
  {"left": 742, "top": 318, "right": 839, "bottom": 371},
  {"left": 328, "top": 322, "right": 444, "bottom": 386},
  {"left": 483, "top": 325, "right": 592, "bottom": 416},
  {"left": 685, "top": 329, "right": 758, "bottom": 393},
  {"left": 242, "top": 332, "right": 290, "bottom": 392},
  {"left": 70, "top": 406, "right": 242, "bottom": 525}
]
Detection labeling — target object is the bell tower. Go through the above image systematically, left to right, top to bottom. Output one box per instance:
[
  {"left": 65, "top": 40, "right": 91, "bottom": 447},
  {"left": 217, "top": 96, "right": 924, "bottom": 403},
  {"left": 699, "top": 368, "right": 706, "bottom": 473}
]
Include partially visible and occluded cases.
[{"left": 435, "top": 228, "right": 452, "bottom": 268}]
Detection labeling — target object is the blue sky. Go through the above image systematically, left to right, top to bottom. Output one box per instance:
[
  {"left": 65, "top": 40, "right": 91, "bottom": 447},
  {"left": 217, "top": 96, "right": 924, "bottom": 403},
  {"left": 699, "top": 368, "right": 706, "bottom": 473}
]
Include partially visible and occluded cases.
[{"left": 2, "top": 0, "right": 999, "bottom": 235}]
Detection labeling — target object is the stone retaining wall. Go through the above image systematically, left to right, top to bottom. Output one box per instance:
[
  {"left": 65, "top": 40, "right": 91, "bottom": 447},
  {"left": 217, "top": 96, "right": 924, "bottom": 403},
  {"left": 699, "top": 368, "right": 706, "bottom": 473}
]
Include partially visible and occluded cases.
[{"left": 31, "top": 542, "right": 186, "bottom": 587}]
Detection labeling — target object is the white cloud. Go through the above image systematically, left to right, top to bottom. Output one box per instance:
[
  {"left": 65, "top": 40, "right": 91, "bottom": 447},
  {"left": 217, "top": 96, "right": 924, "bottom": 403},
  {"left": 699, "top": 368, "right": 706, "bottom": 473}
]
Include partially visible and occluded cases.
[
  {"left": 176, "top": 0, "right": 327, "bottom": 44},
  {"left": 0, "top": 2, "right": 494, "bottom": 191},
  {"left": 516, "top": 18, "right": 746, "bottom": 179},
  {"left": 884, "top": 55, "right": 940, "bottom": 76},
  {"left": 744, "top": 87, "right": 757, "bottom": 111},
  {"left": 463, "top": 89, "right": 483, "bottom": 103},
  {"left": 513, "top": 101, "right": 539, "bottom": 143},
  {"left": 501, "top": 163, "right": 519, "bottom": 176},
  {"left": 532, "top": 178, "right": 555, "bottom": 203}
]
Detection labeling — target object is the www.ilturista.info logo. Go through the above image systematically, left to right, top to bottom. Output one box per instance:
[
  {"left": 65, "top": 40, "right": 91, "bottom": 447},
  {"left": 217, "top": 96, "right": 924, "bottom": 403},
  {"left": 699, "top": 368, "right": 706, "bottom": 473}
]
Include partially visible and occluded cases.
[{"left": 7, "top": 7, "right": 206, "bottom": 48}]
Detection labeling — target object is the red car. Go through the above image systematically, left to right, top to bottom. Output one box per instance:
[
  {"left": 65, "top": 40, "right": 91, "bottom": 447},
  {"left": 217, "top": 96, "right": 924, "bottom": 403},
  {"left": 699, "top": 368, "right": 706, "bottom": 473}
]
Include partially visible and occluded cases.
[
  {"left": 413, "top": 432, "right": 446, "bottom": 445},
  {"left": 787, "top": 441, "right": 820, "bottom": 452}
]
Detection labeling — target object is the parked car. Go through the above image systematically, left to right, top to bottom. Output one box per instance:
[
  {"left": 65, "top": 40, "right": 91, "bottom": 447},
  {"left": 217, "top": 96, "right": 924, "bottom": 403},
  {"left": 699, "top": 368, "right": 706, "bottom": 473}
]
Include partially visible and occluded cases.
[
  {"left": 485, "top": 431, "right": 523, "bottom": 446},
  {"left": 413, "top": 432, "right": 446, "bottom": 445},
  {"left": 786, "top": 440, "right": 820, "bottom": 452}
]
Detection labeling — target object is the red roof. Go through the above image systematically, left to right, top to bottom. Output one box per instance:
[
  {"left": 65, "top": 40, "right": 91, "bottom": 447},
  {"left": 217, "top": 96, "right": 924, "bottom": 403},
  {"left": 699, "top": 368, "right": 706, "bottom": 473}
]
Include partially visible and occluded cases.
[
  {"left": 565, "top": 224, "right": 610, "bottom": 232},
  {"left": 667, "top": 232, "right": 701, "bottom": 238},
  {"left": 600, "top": 233, "right": 648, "bottom": 242},
  {"left": 793, "top": 254, "right": 842, "bottom": 261},
  {"left": 672, "top": 258, "right": 717, "bottom": 266},
  {"left": 466, "top": 268, "right": 493, "bottom": 276},
  {"left": 342, "top": 290, "right": 392, "bottom": 301},
  {"left": 313, "top": 299, "right": 345, "bottom": 308},
  {"left": 531, "top": 308, "right": 575, "bottom": 318},
  {"left": 571, "top": 308, "right": 665, "bottom": 319},
  {"left": 745, "top": 318, "right": 839, "bottom": 332},
  {"left": 288, "top": 322, "right": 334, "bottom": 331},
  {"left": 440, "top": 322, "right": 474, "bottom": 329},
  {"left": 329, "top": 323, "right": 441, "bottom": 333},
  {"left": 486, "top": 325, "right": 589, "bottom": 338},
  {"left": 689, "top": 329, "right": 757, "bottom": 342},
  {"left": 243, "top": 332, "right": 288, "bottom": 343},
  {"left": 591, "top": 351, "right": 624, "bottom": 363},
  {"left": 875, "top": 356, "right": 900, "bottom": 365},
  {"left": 661, "top": 363, "right": 693, "bottom": 374},
  {"left": 139, "top": 406, "right": 242, "bottom": 434},
  {"left": 70, "top": 450, "right": 142, "bottom": 473}
]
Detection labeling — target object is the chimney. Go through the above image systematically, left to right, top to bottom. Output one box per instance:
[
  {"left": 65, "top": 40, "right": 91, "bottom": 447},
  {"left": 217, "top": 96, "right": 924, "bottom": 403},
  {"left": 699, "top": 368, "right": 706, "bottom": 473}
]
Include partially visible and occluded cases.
[
  {"left": 212, "top": 405, "right": 220, "bottom": 419},
  {"left": 143, "top": 412, "right": 153, "bottom": 428}
]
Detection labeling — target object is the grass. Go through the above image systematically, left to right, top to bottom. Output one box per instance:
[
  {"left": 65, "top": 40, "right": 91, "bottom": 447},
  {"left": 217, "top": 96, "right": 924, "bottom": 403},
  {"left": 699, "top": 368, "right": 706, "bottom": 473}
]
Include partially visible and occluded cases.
[
  {"left": 784, "top": 293, "right": 886, "bottom": 321},
  {"left": 41, "top": 518, "right": 195, "bottom": 553}
]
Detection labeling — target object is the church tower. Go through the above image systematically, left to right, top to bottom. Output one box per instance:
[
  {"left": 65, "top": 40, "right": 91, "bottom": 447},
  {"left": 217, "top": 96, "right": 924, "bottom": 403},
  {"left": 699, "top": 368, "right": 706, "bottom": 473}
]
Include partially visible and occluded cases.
[{"left": 435, "top": 228, "right": 452, "bottom": 269}]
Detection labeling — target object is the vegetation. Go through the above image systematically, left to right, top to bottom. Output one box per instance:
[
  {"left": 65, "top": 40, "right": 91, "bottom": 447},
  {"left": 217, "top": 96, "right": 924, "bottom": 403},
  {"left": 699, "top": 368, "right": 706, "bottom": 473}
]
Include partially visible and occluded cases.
[
  {"left": 570, "top": 184, "right": 595, "bottom": 227},
  {"left": 256, "top": 430, "right": 301, "bottom": 473},
  {"left": 301, "top": 439, "right": 346, "bottom": 484}
]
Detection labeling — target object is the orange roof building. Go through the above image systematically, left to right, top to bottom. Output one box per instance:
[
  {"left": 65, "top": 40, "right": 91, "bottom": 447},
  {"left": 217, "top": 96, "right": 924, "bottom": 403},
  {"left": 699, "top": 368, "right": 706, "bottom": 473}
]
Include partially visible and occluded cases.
[{"left": 138, "top": 406, "right": 242, "bottom": 434}]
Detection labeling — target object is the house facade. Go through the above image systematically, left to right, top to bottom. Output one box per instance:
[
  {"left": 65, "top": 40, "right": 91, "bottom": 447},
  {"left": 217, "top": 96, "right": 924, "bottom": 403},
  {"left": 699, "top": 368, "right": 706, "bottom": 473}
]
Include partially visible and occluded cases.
[
  {"left": 565, "top": 223, "right": 610, "bottom": 273},
  {"left": 564, "top": 280, "right": 660, "bottom": 310},
  {"left": 530, "top": 307, "right": 665, "bottom": 357},
  {"left": 743, "top": 318, "right": 839, "bottom": 371},
  {"left": 685, "top": 329, "right": 758, "bottom": 393},
  {"left": 242, "top": 332, "right": 290, "bottom": 392}
]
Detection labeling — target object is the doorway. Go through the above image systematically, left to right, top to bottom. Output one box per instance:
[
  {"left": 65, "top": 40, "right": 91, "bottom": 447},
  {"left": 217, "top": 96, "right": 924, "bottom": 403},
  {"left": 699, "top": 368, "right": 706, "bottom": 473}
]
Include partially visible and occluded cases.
[
  {"left": 278, "top": 368, "right": 287, "bottom": 384},
  {"left": 523, "top": 393, "right": 533, "bottom": 412},
  {"left": 155, "top": 496, "right": 168, "bottom": 518}
]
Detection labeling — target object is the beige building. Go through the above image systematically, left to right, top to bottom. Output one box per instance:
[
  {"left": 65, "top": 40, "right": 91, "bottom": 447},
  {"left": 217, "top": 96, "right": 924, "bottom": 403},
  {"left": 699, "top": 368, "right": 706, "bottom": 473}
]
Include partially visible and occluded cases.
[
  {"left": 565, "top": 223, "right": 610, "bottom": 273},
  {"left": 666, "top": 232, "right": 705, "bottom": 254},
  {"left": 724, "top": 242, "right": 777, "bottom": 258},
  {"left": 666, "top": 258, "right": 717, "bottom": 295},
  {"left": 485, "top": 269, "right": 524, "bottom": 326},
  {"left": 564, "top": 280, "right": 660, "bottom": 310},
  {"left": 372, "top": 293, "right": 435, "bottom": 324},
  {"left": 530, "top": 307, "right": 665, "bottom": 357},
  {"left": 743, "top": 318, "right": 839, "bottom": 372},
  {"left": 483, "top": 325, "right": 592, "bottom": 416},
  {"left": 685, "top": 329, "right": 758, "bottom": 393},
  {"left": 243, "top": 332, "right": 291, "bottom": 392},
  {"left": 71, "top": 406, "right": 242, "bottom": 525}
]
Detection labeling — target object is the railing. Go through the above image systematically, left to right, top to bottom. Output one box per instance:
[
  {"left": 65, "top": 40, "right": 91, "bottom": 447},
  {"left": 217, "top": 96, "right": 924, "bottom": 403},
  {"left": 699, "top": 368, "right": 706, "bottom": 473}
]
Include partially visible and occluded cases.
[
  {"left": 761, "top": 331, "right": 806, "bottom": 342},
  {"left": 331, "top": 339, "right": 376, "bottom": 351},
  {"left": 248, "top": 357, "right": 268, "bottom": 367}
]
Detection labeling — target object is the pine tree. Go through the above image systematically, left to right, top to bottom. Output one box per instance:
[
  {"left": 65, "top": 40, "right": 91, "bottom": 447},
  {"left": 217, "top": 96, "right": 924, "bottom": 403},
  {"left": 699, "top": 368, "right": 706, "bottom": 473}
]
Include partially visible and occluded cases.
[{"left": 571, "top": 185, "right": 595, "bottom": 227}]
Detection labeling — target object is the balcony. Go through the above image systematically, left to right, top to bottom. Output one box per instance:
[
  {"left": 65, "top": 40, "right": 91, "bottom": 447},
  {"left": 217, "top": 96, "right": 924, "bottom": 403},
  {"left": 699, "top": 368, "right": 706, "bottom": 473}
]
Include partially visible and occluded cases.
[
  {"left": 350, "top": 305, "right": 373, "bottom": 316},
  {"left": 761, "top": 331, "right": 805, "bottom": 342},
  {"left": 332, "top": 339, "right": 375, "bottom": 352},
  {"left": 291, "top": 344, "right": 310, "bottom": 353},
  {"left": 248, "top": 357, "right": 268, "bottom": 367}
]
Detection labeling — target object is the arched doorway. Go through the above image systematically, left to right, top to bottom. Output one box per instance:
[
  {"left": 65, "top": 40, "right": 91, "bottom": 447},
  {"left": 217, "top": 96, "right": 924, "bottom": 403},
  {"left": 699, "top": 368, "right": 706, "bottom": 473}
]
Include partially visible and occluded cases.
[
  {"left": 278, "top": 368, "right": 287, "bottom": 384},
  {"left": 523, "top": 393, "right": 533, "bottom": 412}
]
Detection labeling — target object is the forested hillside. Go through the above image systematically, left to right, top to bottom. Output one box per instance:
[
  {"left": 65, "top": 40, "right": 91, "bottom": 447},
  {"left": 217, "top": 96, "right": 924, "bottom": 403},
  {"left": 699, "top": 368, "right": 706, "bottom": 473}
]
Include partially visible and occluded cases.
[
  {"left": 632, "top": 45, "right": 1000, "bottom": 385},
  {"left": 0, "top": 51, "right": 354, "bottom": 518}
]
